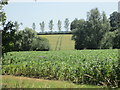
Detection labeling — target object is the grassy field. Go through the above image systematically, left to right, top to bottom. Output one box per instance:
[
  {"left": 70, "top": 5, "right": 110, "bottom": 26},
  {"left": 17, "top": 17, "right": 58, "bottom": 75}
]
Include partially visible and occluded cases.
[
  {"left": 39, "top": 34, "right": 75, "bottom": 50},
  {"left": 2, "top": 49, "right": 119, "bottom": 88},
  {"left": 2, "top": 75, "right": 103, "bottom": 88}
]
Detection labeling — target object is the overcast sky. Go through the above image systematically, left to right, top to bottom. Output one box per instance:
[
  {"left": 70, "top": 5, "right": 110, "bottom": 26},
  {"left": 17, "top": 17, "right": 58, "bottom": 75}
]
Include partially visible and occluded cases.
[{"left": 3, "top": 1, "right": 119, "bottom": 32}]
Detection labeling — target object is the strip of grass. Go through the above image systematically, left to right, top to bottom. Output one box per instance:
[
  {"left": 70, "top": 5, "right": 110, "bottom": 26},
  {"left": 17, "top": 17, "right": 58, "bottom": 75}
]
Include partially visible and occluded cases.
[{"left": 2, "top": 75, "right": 103, "bottom": 88}]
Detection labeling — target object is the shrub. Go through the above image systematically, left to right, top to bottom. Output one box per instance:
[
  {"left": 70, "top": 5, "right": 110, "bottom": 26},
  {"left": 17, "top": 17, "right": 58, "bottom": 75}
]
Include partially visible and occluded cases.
[
  {"left": 13, "top": 27, "right": 50, "bottom": 51},
  {"left": 31, "top": 36, "right": 50, "bottom": 51}
]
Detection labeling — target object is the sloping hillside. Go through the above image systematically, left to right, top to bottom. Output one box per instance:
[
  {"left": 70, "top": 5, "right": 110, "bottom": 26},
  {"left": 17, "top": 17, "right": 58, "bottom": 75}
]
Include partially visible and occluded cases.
[{"left": 39, "top": 34, "right": 75, "bottom": 50}]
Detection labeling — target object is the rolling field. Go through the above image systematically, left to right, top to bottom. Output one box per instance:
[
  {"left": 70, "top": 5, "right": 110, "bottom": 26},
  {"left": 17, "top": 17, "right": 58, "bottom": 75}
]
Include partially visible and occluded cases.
[
  {"left": 39, "top": 34, "right": 75, "bottom": 50},
  {"left": 2, "top": 49, "right": 119, "bottom": 88}
]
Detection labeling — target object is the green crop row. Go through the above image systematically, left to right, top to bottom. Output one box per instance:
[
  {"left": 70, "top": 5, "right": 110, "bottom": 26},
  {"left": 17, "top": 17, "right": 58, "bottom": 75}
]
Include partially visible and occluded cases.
[{"left": 2, "top": 49, "right": 120, "bottom": 88}]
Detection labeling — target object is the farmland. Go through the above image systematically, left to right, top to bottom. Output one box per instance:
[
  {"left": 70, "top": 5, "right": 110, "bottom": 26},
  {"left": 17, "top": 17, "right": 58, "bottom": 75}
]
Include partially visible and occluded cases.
[
  {"left": 1, "top": 1, "right": 120, "bottom": 89},
  {"left": 39, "top": 34, "right": 75, "bottom": 50},
  {"left": 2, "top": 49, "right": 119, "bottom": 88}
]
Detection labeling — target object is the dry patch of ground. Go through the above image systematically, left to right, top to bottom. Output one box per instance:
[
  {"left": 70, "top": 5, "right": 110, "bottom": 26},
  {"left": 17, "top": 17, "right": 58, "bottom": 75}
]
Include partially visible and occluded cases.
[{"left": 2, "top": 75, "right": 50, "bottom": 82}]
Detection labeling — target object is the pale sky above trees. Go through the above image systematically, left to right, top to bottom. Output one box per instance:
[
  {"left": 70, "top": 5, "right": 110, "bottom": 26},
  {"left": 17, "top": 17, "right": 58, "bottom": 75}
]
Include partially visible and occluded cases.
[{"left": 4, "top": 1, "right": 118, "bottom": 32}]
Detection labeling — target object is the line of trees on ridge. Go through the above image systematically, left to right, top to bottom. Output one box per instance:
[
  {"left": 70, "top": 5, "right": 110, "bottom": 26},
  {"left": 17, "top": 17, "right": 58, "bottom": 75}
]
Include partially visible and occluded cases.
[{"left": 31, "top": 18, "right": 70, "bottom": 33}]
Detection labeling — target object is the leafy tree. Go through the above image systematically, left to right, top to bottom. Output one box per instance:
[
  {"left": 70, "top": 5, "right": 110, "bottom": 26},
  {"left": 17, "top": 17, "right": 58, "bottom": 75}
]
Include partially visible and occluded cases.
[
  {"left": 0, "top": 0, "right": 17, "bottom": 54},
  {"left": 0, "top": 0, "right": 8, "bottom": 28},
  {"left": 0, "top": 0, "right": 7, "bottom": 57},
  {"left": 71, "top": 8, "right": 111, "bottom": 49},
  {"left": 71, "top": 9, "right": 120, "bottom": 50},
  {"left": 86, "top": 9, "right": 110, "bottom": 49},
  {"left": 0, "top": 11, "right": 6, "bottom": 29},
  {"left": 99, "top": 11, "right": 111, "bottom": 48},
  {"left": 109, "top": 11, "right": 120, "bottom": 49},
  {"left": 109, "top": 12, "right": 119, "bottom": 31},
  {"left": 64, "top": 18, "right": 69, "bottom": 31},
  {"left": 70, "top": 18, "right": 83, "bottom": 31},
  {"left": 71, "top": 19, "right": 86, "bottom": 49},
  {"left": 49, "top": 20, "right": 54, "bottom": 32},
  {"left": 57, "top": 20, "right": 62, "bottom": 32},
  {"left": 2, "top": 21, "right": 17, "bottom": 54},
  {"left": 2, "top": 21, "right": 23, "bottom": 53},
  {"left": 14, "top": 21, "right": 19, "bottom": 30},
  {"left": 40, "top": 21, "right": 45, "bottom": 33},
  {"left": 32, "top": 22, "right": 36, "bottom": 30},
  {"left": 14, "top": 27, "right": 50, "bottom": 51},
  {"left": 14, "top": 27, "right": 37, "bottom": 51},
  {"left": 113, "top": 29, "right": 120, "bottom": 49},
  {"left": 100, "top": 32, "right": 115, "bottom": 49},
  {"left": 31, "top": 36, "right": 50, "bottom": 51}
]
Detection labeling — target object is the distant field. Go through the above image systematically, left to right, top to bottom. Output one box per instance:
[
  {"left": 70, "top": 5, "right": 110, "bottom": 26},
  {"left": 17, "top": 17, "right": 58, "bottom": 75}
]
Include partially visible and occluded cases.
[{"left": 39, "top": 34, "right": 75, "bottom": 50}]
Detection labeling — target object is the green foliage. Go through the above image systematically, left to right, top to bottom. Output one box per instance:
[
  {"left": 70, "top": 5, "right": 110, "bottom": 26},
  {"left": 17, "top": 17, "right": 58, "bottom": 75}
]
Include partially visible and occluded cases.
[
  {"left": 0, "top": 0, "right": 18, "bottom": 55},
  {"left": 0, "top": 0, "right": 8, "bottom": 25},
  {"left": 0, "top": 0, "right": 49, "bottom": 53},
  {"left": 71, "top": 8, "right": 111, "bottom": 49},
  {"left": 71, "top": 9, "right": 120, "bottom": 49},
  {"left": 0, "top": 11, "right": 6, "bottom": 25},
  {"left": 109, "top": 12, "right": 120, "bottom": 49},
  {"left": 109, "top": 12, "right": 119, "bottom": 31},
  {"left": 64, "top": 18, "right": 69, "bottom": 31},
  {"left": 70, "top": 18, "right": 84, "bottom": 31},
  {"left": 71, "top": 19, "right": 86, "bottom": 49},
  {"left": 49, "top": 20, "right": 54, "bottom": 32},
  {"left": 57, "top": 20, "right": 62, "bottom": 32},
  {"left": 2, "top": 21, "right": 17, "bottom": 54},
  {"left": 14, "top": 21, "right": 20, "bottom": 30},
  {"left": 39, "top": 21, "right": 45, "bottom": 33},
  {"left": 32, "top": 22, "right": 36, "bottom": 30},
  {"left": 14, "top": 27, "right": 36, "bottom": 51},
  {"left": 14, "top": 28, "right": 50, "bottom": 51},
  {"left": 113, "top": 30, "right": 120, "bottom": 49},
  {"left": 100, "top": 32, "right": 114, "bottom": 49},
  {"left": 31, "top": 36, "right": 50, "bottom": 51},
  {"left": 2, "top": 49, "right": 119, "bottom": 88}
]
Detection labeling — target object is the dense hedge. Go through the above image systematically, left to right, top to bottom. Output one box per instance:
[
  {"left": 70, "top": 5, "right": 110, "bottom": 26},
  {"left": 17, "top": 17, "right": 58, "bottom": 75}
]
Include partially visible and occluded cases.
[{"left": 38, "top": 31, "right": 72, "bottom": 35}]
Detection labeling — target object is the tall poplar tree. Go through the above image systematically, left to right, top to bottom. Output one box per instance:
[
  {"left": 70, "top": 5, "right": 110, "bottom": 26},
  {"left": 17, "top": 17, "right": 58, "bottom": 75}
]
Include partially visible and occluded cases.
[
  {"left": 64, "top": 18, "right": 69, "bottom": 31},
  {"left": 49, "top": 20, "right": 54, "bottom": 32},
  {"left": 57, "top": 20, "right": 62, "bottom": 32}
]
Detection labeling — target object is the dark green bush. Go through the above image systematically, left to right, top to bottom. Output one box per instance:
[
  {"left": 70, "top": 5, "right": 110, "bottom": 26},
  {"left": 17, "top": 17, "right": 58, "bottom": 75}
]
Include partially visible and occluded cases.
[
  {"left": 13, "top": 27, "right": 50, "bottom": 51},
  {"left": 31, "top": 36, "right": 50, "bottom": 51}
]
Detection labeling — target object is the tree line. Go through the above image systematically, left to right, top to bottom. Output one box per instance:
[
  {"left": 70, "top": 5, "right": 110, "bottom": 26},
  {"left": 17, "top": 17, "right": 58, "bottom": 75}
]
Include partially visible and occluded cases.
[
  {"left": 70, "top": 8, "right": 120, "bottom": 49},
  {"left": 32, "top": 18, "right": 70, "bottom": 33}
]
